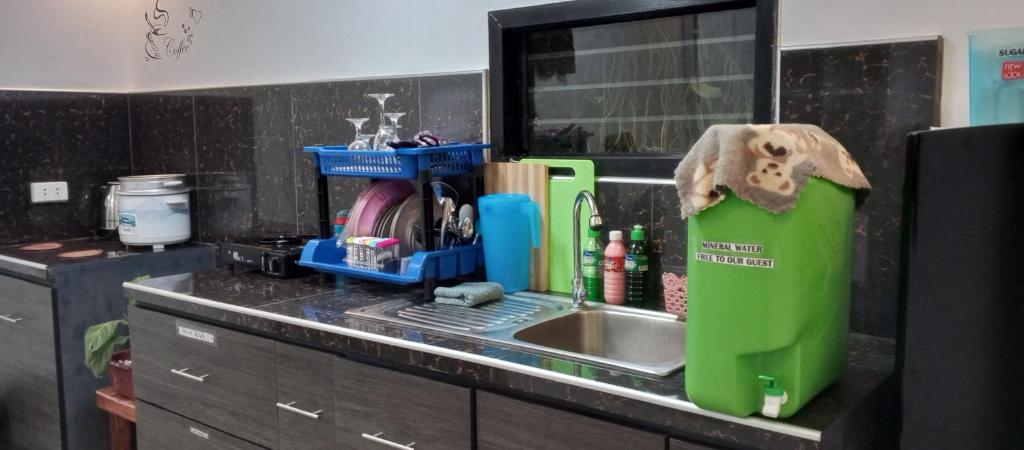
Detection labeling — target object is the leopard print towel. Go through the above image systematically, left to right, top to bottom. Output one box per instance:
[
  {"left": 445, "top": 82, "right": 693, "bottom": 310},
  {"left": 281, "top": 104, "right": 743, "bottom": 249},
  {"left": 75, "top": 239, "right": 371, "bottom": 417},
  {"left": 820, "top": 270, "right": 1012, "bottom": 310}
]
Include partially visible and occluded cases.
[{"left": 674, "top": 124, "right": 871, "bottom": 218}]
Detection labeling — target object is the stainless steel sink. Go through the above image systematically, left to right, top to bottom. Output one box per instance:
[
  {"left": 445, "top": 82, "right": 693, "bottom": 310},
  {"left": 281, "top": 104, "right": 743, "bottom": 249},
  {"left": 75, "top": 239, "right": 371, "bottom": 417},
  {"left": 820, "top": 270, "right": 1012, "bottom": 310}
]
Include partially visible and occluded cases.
[
  {"left": 346, "top": 292, "right": 686, "bottom": 376},
  {"left": 512, "top": 308, "right": 686, "bottom": 376}
]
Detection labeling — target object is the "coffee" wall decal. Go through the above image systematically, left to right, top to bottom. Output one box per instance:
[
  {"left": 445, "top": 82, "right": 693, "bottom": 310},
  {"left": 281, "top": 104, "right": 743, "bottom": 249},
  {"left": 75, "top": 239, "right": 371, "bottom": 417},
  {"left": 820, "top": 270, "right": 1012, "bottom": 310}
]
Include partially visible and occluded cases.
[{"left": 144, "top": 0, "right": 204, "bottom": 61}]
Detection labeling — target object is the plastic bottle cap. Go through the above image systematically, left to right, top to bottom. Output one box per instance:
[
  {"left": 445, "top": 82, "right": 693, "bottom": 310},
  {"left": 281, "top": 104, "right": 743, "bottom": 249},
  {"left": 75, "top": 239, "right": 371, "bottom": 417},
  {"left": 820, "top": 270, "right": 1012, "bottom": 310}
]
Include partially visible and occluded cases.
[
  {"left": 630, "top": 224, "right": 645, "bottom": 240},
  {"left": 587, "top": 228, "right": 601, "bottom": 238},
  {"left": 609, "top": 230, "right": 623, "bottom": 241}
]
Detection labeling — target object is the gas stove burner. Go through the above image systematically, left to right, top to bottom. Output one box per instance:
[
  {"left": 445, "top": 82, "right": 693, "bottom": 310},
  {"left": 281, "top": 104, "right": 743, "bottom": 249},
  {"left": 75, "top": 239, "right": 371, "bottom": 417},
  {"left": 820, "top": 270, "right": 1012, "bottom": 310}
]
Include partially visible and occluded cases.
[
  {"left": 221, "top": 235, "right": 315, "bottom": 278},
  {"left": 257, "top": 235, "right": 303, "bottom": 247},
  {"left": 20, "top": 241, "right": 64, "bottom": 252},
  {"left": 57, "top": 248, "right": 105, "bottom": 259}
]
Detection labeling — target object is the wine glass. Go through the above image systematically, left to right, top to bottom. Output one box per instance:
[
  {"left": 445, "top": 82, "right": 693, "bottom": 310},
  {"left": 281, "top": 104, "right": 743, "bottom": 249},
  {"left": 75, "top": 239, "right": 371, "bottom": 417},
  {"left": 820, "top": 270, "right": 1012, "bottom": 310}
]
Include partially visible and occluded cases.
[
  {"left": 366, "top": 93, "right": 394, "bottom": 148},
  {"left": 384, "top": 112, "right": 406, "bottom": 141},
  {"left": 346, "top": 118, "right": 370, "bottom": 150},
  {"left": 373, "top": 125, "right": 396, "bottom": 150}
]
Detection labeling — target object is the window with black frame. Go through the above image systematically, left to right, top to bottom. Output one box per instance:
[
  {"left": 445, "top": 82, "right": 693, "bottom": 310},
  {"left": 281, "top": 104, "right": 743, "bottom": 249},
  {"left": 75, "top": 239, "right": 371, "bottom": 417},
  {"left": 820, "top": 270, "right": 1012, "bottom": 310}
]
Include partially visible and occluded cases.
[
  {"left": 490, "top": 0, "right": 775, "bottom": 177},
  {"left": 527, "top": 9, "right": 755, "bottom": 155}
]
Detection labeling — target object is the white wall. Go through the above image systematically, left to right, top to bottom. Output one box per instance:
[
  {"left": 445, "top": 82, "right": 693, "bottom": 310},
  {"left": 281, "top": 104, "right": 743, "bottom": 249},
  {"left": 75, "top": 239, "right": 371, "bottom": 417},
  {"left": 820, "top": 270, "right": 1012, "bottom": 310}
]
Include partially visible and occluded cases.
[
  {"left": 0, "top": 0, "right": 130, "bottom": 91},
  {"left": 4, "top": 0, "right": 1024, "bottom": 126},
  {"left": 124, "top": 0, "right": 555, "bottom": 91},
  {"left": 780, "top": 0, "right": 1024, "bottom": 127}
]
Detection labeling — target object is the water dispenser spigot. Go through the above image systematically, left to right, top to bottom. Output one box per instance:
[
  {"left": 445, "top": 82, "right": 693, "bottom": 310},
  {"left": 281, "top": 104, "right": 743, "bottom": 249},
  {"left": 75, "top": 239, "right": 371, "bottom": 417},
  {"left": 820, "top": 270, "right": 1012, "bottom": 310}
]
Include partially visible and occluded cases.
[{"left": 758, "top": 375, "right": 788, "bottom": 418}]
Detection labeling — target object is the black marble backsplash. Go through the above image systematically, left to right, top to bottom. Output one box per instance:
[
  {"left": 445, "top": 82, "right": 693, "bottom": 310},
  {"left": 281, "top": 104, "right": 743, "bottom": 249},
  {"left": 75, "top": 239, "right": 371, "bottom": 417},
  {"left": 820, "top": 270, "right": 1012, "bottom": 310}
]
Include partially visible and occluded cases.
[
  {"left": 780, "top": 39, "right": 943, "bottom": 338},
  {"left": 126, "top": 73, "right": 485, "bottom": 242},
  {"left": 0, "top": 91, "right": 131, "bottom": 245},
  {"left": 594, "top": 182, "right": 686, "bottom": 310}
]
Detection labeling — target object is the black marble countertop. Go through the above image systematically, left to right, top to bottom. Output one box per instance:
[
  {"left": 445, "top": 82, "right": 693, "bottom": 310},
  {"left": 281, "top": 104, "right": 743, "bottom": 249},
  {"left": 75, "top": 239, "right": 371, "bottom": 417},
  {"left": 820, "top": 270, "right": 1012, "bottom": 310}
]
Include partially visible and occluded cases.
[
  {"left": 0, "top": 237, "right": 210, "bottom": 281},
  {"left": 126, "top": 269, "right": 896, "bottom": 449}
]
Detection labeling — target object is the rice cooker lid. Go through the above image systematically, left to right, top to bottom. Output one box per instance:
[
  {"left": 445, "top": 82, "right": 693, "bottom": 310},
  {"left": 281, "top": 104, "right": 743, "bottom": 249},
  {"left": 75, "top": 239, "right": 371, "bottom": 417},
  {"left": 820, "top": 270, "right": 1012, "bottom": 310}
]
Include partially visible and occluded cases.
[{"left": 117, "top": 174, "right": 190, "bottom": 195}]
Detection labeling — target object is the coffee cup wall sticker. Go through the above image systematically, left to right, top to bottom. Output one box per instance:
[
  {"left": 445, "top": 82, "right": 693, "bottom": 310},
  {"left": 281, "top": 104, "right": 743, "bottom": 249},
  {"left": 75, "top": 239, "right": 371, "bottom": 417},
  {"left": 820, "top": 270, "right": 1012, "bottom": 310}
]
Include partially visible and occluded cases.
[{"left": 144, "top": 0, "right": 203, "bottom": 61}]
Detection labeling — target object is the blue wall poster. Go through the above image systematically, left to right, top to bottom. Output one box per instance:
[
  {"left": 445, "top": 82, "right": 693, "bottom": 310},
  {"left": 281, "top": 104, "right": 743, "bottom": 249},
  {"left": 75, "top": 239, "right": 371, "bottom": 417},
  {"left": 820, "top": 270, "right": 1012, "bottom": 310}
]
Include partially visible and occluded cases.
[{"left": 970, "top": 27, "right": 1024, "bottom": 125}]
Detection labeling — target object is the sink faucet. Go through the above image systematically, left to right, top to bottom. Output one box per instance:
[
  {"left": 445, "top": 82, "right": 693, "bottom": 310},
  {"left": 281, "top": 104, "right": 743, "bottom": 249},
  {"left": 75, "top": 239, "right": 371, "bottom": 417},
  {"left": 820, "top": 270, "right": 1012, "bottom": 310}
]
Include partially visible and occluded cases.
[{"left": 572, "top": 190, "right": 603, "bottom": 309}]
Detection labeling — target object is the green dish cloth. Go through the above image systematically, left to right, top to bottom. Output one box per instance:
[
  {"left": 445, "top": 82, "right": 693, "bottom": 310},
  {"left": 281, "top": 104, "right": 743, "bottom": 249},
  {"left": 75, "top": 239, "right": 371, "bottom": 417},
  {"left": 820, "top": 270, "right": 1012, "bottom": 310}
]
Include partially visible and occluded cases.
[{"left": 434, "top": 282, "right": 504, "bottom": 307}]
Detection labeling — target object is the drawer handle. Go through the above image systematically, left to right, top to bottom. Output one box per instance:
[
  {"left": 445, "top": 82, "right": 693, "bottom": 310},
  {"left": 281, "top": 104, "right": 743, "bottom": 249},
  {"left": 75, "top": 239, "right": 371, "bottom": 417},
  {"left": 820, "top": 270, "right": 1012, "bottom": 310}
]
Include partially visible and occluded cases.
[
  {"left": 0, "top": 314, "right": 23, "bottom": 324},
  {"left": 170, "top": 368, "right": 210, "bottom": 383},
  {"left": 276, "top": 401, "right": 322, "bottom": 420},
  {"left": 361, "top": 432, "right": 415, "bottom": 449}
]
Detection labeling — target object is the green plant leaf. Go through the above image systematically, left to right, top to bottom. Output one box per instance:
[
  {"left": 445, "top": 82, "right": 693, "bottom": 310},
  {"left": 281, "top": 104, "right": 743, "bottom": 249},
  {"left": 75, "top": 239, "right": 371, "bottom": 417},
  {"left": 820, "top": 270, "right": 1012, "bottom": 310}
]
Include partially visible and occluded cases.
[{"left": 84, "top": 319, "right": 128, "bottom": 378}]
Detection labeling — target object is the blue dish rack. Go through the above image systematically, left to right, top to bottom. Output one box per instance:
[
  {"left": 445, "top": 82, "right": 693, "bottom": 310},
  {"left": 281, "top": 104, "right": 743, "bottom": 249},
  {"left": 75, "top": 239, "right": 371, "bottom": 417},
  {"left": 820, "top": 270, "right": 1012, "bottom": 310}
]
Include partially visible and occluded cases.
[{"left": 299, "top": 143, "right": 490, "bottom": 300}]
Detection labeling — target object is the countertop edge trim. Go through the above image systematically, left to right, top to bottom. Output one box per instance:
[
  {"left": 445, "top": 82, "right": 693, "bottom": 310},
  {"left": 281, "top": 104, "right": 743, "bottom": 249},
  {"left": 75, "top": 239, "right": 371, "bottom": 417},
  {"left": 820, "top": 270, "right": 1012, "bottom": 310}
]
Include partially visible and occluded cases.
[
  {"left": 0, "top": 254, "right": 49, "bottom": 271},
  {"left": 122, "top": 281, "right": 822, "bottom": 442}
]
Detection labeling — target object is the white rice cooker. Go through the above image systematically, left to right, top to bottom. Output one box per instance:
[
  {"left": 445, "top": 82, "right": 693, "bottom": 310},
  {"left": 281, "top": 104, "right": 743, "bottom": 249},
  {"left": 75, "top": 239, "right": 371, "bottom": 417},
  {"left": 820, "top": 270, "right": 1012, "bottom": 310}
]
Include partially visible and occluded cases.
[{"left": 117, "top": 174, "right": 191, "bottom": 248}]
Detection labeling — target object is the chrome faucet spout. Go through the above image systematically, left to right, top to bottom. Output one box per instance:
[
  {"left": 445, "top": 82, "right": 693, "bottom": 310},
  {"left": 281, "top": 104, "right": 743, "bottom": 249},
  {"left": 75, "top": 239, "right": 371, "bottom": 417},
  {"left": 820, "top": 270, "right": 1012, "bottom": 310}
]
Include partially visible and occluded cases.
[{"left": 572, "top": 190, "right": 602, "bottom": 309}]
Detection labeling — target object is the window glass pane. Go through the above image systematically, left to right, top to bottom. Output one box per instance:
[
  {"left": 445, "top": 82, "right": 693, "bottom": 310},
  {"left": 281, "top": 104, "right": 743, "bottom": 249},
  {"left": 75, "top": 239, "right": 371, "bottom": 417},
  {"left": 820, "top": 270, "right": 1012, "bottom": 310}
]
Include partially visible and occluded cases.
[{"left": 525, "top": 8, "right": 756, "bottom": 155}]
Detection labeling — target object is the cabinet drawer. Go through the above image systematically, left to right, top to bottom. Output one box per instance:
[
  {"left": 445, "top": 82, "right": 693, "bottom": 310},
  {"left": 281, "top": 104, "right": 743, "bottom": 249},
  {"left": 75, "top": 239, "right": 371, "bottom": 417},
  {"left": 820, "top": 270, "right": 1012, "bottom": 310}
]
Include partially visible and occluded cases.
[
  {"left": 0, "top": 276, "right": 60, "bottom": 450},
  {"left": 0, "top": 276, "right": 56, "bottom": 374},
  {"left": 131, "top": 307, "right": 277, "bottom": 448},
  {"left": 275, "top": 342, "right": 334, "bottom": 450},
  {"left": 334, "top": 358, "right": 472, "bottom": 449},
  {"left": 477, "top": 392, "right": 665, "bottom": 450},
  {"left": 137, "top": 400, "right": 266, "bottom": 450},
  {"left": 670, "top": 438, "right": 723, "bottom": 450}
]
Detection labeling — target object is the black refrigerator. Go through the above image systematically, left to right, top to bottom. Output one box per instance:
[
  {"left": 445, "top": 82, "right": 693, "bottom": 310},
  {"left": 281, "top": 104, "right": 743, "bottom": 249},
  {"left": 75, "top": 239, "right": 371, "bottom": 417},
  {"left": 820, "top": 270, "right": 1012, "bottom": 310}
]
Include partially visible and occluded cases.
[{"left": 898, "top": 123, "right": 1024, "bottom": 450}]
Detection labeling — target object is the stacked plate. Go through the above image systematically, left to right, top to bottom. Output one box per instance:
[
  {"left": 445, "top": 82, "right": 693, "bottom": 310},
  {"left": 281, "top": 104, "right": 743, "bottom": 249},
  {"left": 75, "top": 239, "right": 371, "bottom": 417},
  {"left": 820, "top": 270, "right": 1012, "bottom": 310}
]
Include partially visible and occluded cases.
[{"left": 342, "top": 181, "right": 439, "bottom": 258}]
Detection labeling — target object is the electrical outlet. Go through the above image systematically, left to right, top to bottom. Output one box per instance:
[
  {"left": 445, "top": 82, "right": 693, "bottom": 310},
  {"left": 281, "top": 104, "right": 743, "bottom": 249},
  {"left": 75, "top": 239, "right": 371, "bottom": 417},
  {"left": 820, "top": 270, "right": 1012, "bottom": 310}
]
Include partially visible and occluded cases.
[{"left": 30, "top": 181, "right": 69, "bottom": 203}]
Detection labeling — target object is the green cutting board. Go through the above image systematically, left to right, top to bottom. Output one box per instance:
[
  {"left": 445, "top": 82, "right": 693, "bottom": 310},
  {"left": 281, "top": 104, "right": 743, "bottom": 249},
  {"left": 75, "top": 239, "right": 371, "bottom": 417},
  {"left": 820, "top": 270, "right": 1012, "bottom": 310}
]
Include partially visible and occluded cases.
[{"left": 521, "top": 159, "right": 595, "bottom": 294}]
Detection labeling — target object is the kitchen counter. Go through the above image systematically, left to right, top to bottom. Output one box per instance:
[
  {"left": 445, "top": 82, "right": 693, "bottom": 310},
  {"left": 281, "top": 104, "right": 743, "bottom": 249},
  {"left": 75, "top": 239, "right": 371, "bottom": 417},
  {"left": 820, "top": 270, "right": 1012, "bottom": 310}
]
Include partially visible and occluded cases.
[
  {"left": 0, "top": 237, "right": 210, "bottom": 282},
  {"left": 0, "top": 239, "right": 216, "bottom": 450},
  {"left": 126, "top": 269, "right": 896, "bottom": 449}
]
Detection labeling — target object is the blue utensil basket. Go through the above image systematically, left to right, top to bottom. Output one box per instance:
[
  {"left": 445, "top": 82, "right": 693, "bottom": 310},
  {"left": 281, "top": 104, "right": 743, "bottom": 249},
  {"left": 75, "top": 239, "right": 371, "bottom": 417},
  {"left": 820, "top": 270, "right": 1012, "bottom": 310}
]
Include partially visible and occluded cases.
[{"left": 304, "top": 143, "right": 487, "bottom": 179}]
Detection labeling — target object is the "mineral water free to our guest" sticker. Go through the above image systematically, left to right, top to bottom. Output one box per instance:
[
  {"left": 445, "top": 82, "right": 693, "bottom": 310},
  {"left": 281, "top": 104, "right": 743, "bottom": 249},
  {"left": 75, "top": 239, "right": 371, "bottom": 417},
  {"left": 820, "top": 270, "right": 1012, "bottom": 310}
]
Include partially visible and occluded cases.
[
  {"left": 696, "top": 240, "right": 775, "bottom": 269},
  {"left": 700, "top": 240, "right": 763, "bottom": 253}
]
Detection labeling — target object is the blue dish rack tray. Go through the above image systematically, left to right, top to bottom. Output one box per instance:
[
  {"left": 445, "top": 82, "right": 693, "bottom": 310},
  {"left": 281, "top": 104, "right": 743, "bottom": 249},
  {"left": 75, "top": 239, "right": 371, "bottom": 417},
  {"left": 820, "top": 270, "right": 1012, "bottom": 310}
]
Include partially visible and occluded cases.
[
  {"left": 299, "top": 143, "right": 490, "bottom": 296},
  {"left": 304, "top": 143, "right": 487, "bottom": 179},
  {"left": 299, "top": 239, "right": 483, "bottom": 285}
]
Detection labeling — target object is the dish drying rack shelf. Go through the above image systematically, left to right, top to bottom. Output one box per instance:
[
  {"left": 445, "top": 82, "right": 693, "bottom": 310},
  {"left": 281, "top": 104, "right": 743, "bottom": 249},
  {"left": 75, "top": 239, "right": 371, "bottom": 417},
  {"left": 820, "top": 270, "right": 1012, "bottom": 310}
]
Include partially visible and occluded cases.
[
  {"left": 299, "top": 143, "right": 490, "bottom": 300},
  {"left": 300, "top": 239, "right": 483, "bottom": 285}
]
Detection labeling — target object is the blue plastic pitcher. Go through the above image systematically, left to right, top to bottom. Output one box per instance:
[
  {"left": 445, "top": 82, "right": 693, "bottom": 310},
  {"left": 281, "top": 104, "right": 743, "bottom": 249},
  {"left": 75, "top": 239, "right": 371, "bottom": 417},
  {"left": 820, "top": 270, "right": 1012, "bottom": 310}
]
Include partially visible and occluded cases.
[{"left": 477, "top": 194, "right": 541, "bottom": 293}]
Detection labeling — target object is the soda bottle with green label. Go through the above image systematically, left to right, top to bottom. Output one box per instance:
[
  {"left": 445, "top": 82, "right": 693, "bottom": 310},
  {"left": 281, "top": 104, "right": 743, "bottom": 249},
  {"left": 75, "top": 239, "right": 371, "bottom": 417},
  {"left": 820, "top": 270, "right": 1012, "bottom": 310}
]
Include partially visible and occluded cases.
[
  {"left": 625, "top": 224, "right": 649, "bottom": 307},
  {"left": 582, "top": 228, "right": 604, "bottom": 302}
]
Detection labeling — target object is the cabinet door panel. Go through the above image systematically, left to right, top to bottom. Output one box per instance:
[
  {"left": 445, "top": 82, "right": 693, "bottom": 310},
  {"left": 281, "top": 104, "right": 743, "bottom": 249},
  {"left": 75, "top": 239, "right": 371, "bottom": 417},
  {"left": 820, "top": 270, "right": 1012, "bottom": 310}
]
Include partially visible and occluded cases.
[
  {"left": 0, "top": 276, "right": 60, "bottom": 450},
  {"left": 131, "top": 306, "right": 277, "bottom": 448},
  {"left": 276, "top": 342, "right": 335, "bottom": 450},
  {"left": 334, "top": 357, "right": 471, "bottom": 449},
  {"left": 477, "top": 391, "right": 665, "bottom": 450},
  {"left": 137, "top": 400, "right": 266, "bottom": 450},
  {"left": 670, "top": 437, "right": 723, "bottom": 450}
]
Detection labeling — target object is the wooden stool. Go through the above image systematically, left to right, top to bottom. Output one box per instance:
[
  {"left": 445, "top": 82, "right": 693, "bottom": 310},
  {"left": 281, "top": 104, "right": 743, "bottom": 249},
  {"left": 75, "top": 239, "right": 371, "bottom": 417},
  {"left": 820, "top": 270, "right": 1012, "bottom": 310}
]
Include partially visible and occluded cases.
[{"left": 95, "top": 387, "right": 136, "bottom": 450}]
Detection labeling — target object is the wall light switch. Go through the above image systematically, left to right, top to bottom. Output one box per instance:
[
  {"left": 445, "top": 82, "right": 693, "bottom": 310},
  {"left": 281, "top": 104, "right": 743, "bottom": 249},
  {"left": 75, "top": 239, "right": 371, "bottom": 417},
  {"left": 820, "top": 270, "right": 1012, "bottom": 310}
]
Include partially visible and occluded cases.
[{"left": 30, "top": 181, "right": 69, "bottom": 203}]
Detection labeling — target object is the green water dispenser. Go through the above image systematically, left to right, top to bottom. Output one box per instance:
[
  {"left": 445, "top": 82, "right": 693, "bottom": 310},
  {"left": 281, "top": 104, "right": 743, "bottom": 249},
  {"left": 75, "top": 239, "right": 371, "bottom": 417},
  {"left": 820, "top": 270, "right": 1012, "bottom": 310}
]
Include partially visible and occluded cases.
[
  {"left": 676, "top": 124, "right": 870, "bottom": 419},
  {"left": 686, "top": 178, "right": 854, "bottom": 418}
]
